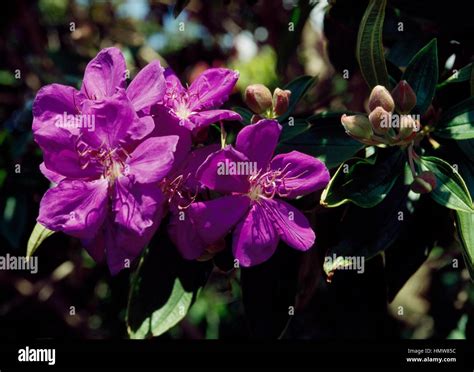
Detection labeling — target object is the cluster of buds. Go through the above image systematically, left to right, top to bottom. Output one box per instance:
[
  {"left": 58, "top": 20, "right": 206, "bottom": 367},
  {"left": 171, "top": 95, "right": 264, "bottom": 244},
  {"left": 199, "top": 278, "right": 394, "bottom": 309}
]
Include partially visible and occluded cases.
[
  {"left": 341, "top": 81, "right": 420, "bottom": 147},
  {"left": 244, "top": 84, "right": 291, "bottom": 122}
]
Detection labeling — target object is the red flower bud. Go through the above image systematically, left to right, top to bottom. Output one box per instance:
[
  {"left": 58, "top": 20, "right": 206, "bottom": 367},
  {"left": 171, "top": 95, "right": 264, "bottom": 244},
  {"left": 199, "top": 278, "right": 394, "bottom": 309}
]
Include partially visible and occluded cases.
[
  {"left": 391, "top": 80, "right": 417, "bottom": 114},
  {"left": 411, "top": 171, "right": 437, "bottom": 194}
]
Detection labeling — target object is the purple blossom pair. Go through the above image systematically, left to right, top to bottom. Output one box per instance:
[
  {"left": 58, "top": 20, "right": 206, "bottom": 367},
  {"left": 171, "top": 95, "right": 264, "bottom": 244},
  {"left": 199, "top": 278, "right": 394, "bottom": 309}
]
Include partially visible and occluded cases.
[
  {"left": 33, "top": 48, "right": 240, "bottom": 274},
  {"left": 169, "top": 119, "right": 330, "bottom": 267}
]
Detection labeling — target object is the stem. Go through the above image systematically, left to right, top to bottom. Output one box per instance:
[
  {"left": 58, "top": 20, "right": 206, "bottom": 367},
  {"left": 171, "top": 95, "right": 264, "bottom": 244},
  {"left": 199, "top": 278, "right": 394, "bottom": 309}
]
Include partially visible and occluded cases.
[
  {"left": 220, "top": 121, "right": 226, "bottom": 148},
  {"left": 407, "top": 143, "right": 417, "bottom": 178}
]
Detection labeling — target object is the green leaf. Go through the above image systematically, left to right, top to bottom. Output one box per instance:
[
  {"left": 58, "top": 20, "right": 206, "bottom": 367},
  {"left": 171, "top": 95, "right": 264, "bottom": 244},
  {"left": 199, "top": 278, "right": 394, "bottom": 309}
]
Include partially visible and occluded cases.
[
  {"left": 356, "top": 0, "right": 390, "bottom": 89},
  {"left": 402, "top": 39, "right": 438, "bottom": 115},
  {"left": 437, "top": 62, "right": 473, "bottom": 89},
  {"left": 278, "top": 75, "right": 318, "bottom": 121},
  {"left": 434, "top": 97, "right": 474, "bottom": 140},
  {"left": 232, "top": 106, "right": 254, "bottom": 125},
  {"left": 277, "top": 112, "right": 364, "bottom": 169},
  {"left": 321, "top": 149, "right": 405, "bottom": 208},
  {"left": 418, "top": 156, "right": 474, "bottom": 213},
  {"left": 456, "top": 211, "right": 474, "bottom": 279},
  {"left": 26, "top": 222, "right": 54, "bottom": 257},
  {"left": 127, "top": 235, "right": 211, "bottom": 339}
]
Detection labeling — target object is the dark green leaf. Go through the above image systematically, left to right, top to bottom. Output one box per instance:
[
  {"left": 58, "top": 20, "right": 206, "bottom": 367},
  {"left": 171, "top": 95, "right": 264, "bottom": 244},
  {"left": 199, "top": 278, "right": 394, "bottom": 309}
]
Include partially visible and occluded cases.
[
  {"left": 356, "top": 0, "right": 390, "bottom": 89},
  {"left": 402, "top": 38, "right": 438, "bottom": 115},
  {"left": 437, "top": 62, "right": 473, "bottom": 89},
  {"left": 278, "top": 75, "right": 318, "bottom": 121},
  {"left": 434, "top": 97, "right": 474, "bottom": 140},
  {"left": 232, "top": 106, "right": 254, "bottom": 125},
  {"left": 277, "top": 112, "right": 364, "bottom": 169},
  {"left": 458, "top": 140, "right": 474, "bottom": 160},
  {"left": 321, "top": 148, "right": 406, "bottom": 208},
  {"left": 418, "top": 156, "right": 474, "bottom": 213},
  {"left": 324, "top": 169, "right": 411, "bottom": 265},
  {"left": 456, "top": 211, "right": 474, "bottom": 279},
  {"left": 127, "top": 234, "right": 211, "bottom": 339}
]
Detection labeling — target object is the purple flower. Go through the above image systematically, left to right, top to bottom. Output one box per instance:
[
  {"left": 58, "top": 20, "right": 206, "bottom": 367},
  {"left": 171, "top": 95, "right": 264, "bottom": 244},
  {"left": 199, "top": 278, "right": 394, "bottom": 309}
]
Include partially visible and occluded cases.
[
  {"left": 81, "top": 47, "right": 166, "bottom": 116},
  {"left": 33, "top": 49, "right": 178, "bottom": 274},
  {"left": 160, "top": 68, "right": 242, "bottom": 132},
  {"left": 171, "top": 119, "right": 330, "bottom": 266}
]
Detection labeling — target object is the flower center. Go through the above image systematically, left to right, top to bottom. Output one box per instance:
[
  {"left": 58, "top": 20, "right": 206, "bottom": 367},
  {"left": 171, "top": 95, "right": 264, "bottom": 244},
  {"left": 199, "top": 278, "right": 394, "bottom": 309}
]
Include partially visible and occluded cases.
[
  {"left": 175, "top": 102, "right": 192, "bottom": 119},
  {"left": 75, "top": 136, "right": 130, "bottom": 185},
  {"left": 247, "top": 163, "right": 306, "bottom": 202},
  {"left": 160, "top": 174, "right": 198, "bottom": 209}
]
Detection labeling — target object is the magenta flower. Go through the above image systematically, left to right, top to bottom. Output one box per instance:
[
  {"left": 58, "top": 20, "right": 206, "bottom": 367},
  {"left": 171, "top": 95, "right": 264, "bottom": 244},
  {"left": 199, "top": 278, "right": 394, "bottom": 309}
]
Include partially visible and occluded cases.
[
  {"left": 81, "top": 47, "right": 166, "bottom": 116},
  {"left": 33, "top": 49, "right": 178, "bottom": 274},
  {"left": 161, "top": 68, "right": 242, "bottom": 132},
  {"left": 171, "top": 119, "right": 330, "bottom": 266}
]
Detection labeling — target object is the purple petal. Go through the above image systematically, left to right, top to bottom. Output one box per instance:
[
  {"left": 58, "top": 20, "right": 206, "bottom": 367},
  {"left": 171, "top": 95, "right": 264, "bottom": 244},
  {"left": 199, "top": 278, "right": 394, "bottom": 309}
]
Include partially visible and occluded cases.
[
  {"left": 81, "top": 47, "right": 126, "bottom": 100},
  {"left": 127, "top": 60, "right": 166, "bottom": 112},
  {"left": 164, "top": 68, "right": 186, "bottom": 97},
  {"left": 187, "top": 68, "right": 239, "bottom": 111},
  {"left": 32, "top": 84, "right": 82, "bottom": 135},
  {"left": 33, "top": 85, "right": 102, "bottom": 178},
  {"left": 81, "top": 90, "right": 152, "bottom": 149},
  {"left": 150, "top": 104, "right": 192, "bottom": 168},
  {"left": 189, "top": 109, "right": 242, "bottom": 129},
  {"left": 236, "top": 119, "right": 282, "bottom": 170},
  {"left": 127, "top": 136, "right": 178, "bottom": 184},
  {"left": 178, "top": 144, "right": 220, "bottom": 191},
  {"left": 196, "top": 146, "right": 251, "bottom": 194},
  {"left": 270, "top": 151, "right": 330, "bottom": 198},
  {"left": 40, "top": 162, "right": 65, "bottom": 184},
  {"left": 113, "top": 176, "right": 165, "bottom": 236},
  {"left": 38, "top": 179, "right": 108, "bottom": 239},
  {"left": 189, "top": 195, "right": 250, "bottom": 245},
  {"left": 263, "top": 199, "right": 315, "bottom": 251},
  {"left": 232, "top": 203, "right": 279, "bottom": 267},
  {"left": 168, "top": 210, "right": 207, "bottom": 260},
  {"left": 105, "top": 211, "right": 162, "bottom": 275},
  {"left": 81, "top": 226, "right": 106, "bottom": 263}
]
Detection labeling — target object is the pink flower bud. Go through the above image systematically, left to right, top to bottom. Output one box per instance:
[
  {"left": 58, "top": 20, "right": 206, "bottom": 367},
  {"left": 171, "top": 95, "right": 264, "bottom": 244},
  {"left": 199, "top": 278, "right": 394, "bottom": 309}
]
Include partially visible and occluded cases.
[
  {"left": 391, "top": 80, "right": 417, "bottom": 114},
  {"left": 244, "top": 84, "right": 273, "bottom": 114},
  {"left": 368, "top": 85, "right": 395, "bottom": 112},
  {"left": 272, "top": 88, "right": 291, "bottom": 116},
  {"left": 369, "top": 106, "right": 391, "bottom": 135},
  {"left": 341, "top": 114, "right": 373, "bottom": 139}
]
